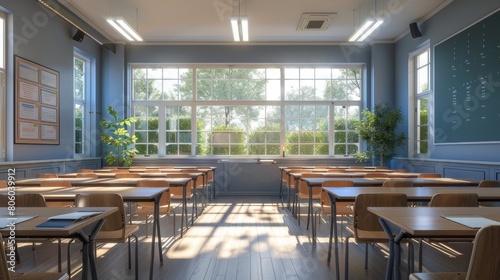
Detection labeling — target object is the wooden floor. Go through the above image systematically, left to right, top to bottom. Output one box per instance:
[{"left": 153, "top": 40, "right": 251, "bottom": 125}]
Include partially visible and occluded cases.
[{"left": 12, "top": 195, "right": 473, "bottom": 280}]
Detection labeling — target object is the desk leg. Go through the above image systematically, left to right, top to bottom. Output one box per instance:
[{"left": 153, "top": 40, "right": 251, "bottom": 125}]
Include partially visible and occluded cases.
[
  {"left": 307, "top": 181, "right": 312, "bottom": 230},
  {"left": 181, "top": 184, "right": 188, "bottom": 238},
  {"left": 326, "top": 193, "right": 340, "bottom": 280},
  {"left": 149, "top": 194, "right": 163, "bottom": 280},
  {"left": 379, "top": 218, "right": 406, "bottom": 280},
  {"left": 76, "top": 219, "right": 105, "bottom": 280}
]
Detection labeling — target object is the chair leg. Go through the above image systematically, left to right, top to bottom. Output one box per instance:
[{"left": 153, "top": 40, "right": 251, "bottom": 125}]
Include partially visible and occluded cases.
[
  {"left": 297, "top": 199, "right": 301, "bottom": 225},
  {"left": 172, "top": 211, "right": 176, "bottom": 238},
  {"left": 145, "top": 215, "right": 149, "bottom": 238},
  {"left": 134, "top": 234, "right": 139, "bottom": 280},
  {"left": 128, "top": 236, "right": 132, "bottom": 269},
  {"left": 345, "top": 236, "right": 350, "bottom": 280},
  {"left": 67, "top": 237, "right": 76, "bottom": 276},
  {"left": 58, "top": 238, "right": 62, "bottom": 272},
  {"left": 419, "top": 238, "right": 423, "bottom": 272},
  {"left": 365, "top": 243, "right": 369, "bottom": 269}
]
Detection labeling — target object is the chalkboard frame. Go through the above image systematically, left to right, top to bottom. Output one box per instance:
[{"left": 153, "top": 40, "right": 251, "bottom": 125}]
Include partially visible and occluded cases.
[{"left": 433, "top": 9, "right": 500, "bottom": 145}]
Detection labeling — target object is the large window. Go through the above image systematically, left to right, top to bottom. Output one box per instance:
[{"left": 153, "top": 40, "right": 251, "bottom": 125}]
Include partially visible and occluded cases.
[
  {"left": 414, "top": 49, "right": 430, "bottom": 156},
  {"left": 73, "top": 53, "right": 91, "bottom": 157},
  {"left": 130, "top": 66, "right": 362, "bottom": 157}
]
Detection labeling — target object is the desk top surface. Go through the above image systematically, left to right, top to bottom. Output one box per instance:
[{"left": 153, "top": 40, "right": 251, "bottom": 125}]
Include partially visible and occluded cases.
[
  {"left": 15, "top": 177, "right": 192, "bottom": 187},
  {"left": 305, "top": 177, "right": 479, "bottom": 186},
  {"left": 0, "top": 186, "right": 168, "bottom": 201},
  {"left": 323, "top": 186, "right": 500, "bottom": 201},
  {"left": 368, "top": 206, "right": 500, "bottom": 237},
  {"left": 0, "top": 207, "right": 116, "bottom": 237}
]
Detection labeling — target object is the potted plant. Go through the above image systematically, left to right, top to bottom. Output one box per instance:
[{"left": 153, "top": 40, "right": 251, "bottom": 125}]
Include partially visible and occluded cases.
[
  {"left": 353, "top": 103, "right": 406, "bottom": 166},
  {"left": 100, "top": 105, "right": 138, "bottom": 166}
]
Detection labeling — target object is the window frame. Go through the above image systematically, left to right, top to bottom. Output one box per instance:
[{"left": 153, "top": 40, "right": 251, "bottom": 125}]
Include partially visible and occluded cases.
[
  {"left": 409, "top": 44, "right": 431, "bottom": 158},
  {"left": 73, "top": 51, "right": 92, "bottom": 157},
  {"left": 129, "top": 65, "right": 363, "bottom": 158}
]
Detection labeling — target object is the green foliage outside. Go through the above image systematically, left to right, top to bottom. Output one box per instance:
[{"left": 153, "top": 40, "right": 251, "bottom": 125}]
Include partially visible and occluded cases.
[{"left": 100, "top": 106, "right": 138, "bottom": 166}]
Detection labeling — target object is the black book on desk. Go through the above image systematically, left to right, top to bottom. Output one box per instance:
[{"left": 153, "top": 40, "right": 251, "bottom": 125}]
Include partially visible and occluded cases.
[{"left": 36, "top": 211, "right": 104, "bottom": 228}]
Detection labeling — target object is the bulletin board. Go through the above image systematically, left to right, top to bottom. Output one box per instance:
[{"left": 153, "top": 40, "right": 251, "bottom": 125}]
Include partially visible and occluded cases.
[{"left": 15, "top": 56, "right": 59, "bottom": 144}]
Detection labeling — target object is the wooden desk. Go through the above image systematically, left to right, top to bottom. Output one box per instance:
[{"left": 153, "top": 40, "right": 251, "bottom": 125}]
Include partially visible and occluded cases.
[
  {"left": 298, "top": 178, "right": 479, "bottom": 239},
  {"left": 0, "top": 186, "right": 169, "bottom": 280},
  {"left": 321, "top": 186, "right": 497, "bottom": 280},
  {"left": 0, "top": 207, "right": 116, "bottom": 280},
  {"left": 369, "top": 207, "right": 500, "bottom": 280}
]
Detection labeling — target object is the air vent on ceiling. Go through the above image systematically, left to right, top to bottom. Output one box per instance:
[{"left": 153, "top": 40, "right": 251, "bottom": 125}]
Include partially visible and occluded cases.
[{"left": 297, "top": 13, "right": 337, "bottom": 31}]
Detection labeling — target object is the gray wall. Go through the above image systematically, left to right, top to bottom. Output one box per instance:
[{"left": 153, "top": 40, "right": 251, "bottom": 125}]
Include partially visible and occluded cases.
[
  {"left": 0, "top": 0, "right": 104, "bottom": 161},
  {"left": 394, "top": 0, "right": 500, "bottom": 162}
]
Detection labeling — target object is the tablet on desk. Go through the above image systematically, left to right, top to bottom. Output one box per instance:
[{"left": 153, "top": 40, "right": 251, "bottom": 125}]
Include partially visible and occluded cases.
[{"left": 35, "top": 211, "right": 104, "bottom": 228}]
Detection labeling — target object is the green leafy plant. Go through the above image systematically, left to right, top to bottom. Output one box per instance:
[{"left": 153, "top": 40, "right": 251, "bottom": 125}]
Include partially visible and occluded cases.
[
  {"left": 353, "top": 103, "right": 406, "bottom": 166},
  {"left": 100, "top": 106, "right": 138, "bottom": 166}
]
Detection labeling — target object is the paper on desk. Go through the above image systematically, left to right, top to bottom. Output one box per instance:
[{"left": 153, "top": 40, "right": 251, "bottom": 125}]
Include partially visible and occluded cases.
[
  {"left": 442, "top": 214, "right": 500, "bottom": 229},
  {"left": 0, "top": 216, "right": 37, "bottom": 228}
]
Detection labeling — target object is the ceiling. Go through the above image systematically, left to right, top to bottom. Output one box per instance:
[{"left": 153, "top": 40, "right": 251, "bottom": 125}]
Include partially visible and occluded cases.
[{"left": 58, "top": 0, "right": 452, "bottom": 44}]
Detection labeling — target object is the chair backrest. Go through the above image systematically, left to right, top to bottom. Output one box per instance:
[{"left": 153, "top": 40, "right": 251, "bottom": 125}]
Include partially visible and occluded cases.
[
  {"left": 76, "top": 169, "right": 94, "bottom": 173},
  {"left": 37, "top": 173, "right": 59, "bottom": 178},
  {"left": 76, "top": 173, "right": 98, "bottom": 178},
  {"left": 115, "top": 173, "right": 141, "bottom": 178},
  {"left": 165, "top": 173, "right": 193, "bottom": 196},
  {"left": 299, "top": 173, "right": 325, "bottom": 196},
  {"left": 364, "top": 173, "right": 388, "bottom": 178},
  {"left": 418, "top": 173, "right": 441, "bottom": 178},
  {"left": 0, "top": 180, "right": 6, "bottom": 187},
  {"left": 40, "top": 180, "right": 72, "bottom": 187},
  {"left": 136, "top": 180, "right": 171, "bottom": 206},
  {"left": 321, "top": 180, "right": 354, "bottom": 206},
  {"left": 381, "top": 180, "right": 414, "bottom": 188},
  {"left": 478, "top": 180, "right": 500, "bottom": 188},
  {"left": 0, "top": 193, "right": 47, "bottom": 207},
  {"left": 75, "top": 193, "right": 125, "bottom": 232},
  {"left": 353, "top": 193, "right": 408, "bottom": 232},
  {"left": 428, "top": 193, "right": 479, "bottom": 207},
  {"left": 466, "top": 225, "right": 500, "bottom": 279},
  {"left": 0, "top": 234, "right": 12, "bottom": 280}
]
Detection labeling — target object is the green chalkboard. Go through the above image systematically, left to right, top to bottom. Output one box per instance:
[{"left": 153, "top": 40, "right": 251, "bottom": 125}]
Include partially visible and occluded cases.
[{"left": 434, "top": 10, "right": 500, "bottom": 144}]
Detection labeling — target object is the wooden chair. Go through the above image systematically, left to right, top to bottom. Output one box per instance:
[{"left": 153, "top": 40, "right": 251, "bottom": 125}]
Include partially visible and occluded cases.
[
  {"left": 196, "top": 166, "right": 215, "bottom": 200},
  {"left": 76, "top": 169, "right": 94, "bottom": 173},
  {"left": 37, "top": 173, "right": 59, "bottom": 178},
  {"left": 75, "top": 173, "right": 98, "bottom": 178},
  {"left": 115, "top": 173, "right": 141, "bottom": 178},
  {"left": 165, "top": 173, "right": 195, "bottom": 227},
  {"left": 295, "top": 173, "right": 324, "bottom": 226},
  {"left": 364, "top": 173, "right": 388, "bottom": 178},
  {"left": 417, "top": 173, "right": 441, "bottom": 178},
  {"left": 0, "top": 180, "right": 6, "bottom": 187},
  {"left": 136, "top": 180, "right": 176, "bottom": 237},
  {"left": 314, "top": 180, "right": 354, "bottom": 239},
  {"left": 382, "top": 180, "right": 414, "bottom": 188},
  {"left": 478, "top": 180, "right": 500, "bottom": 188},
  {"left": 40, "top": 181, "right": 73, "bottom": 207},
  {"left": 0, "top": 193, "right": 63, "bottom": 272},
  {"left": 69, "top": 193, "right": 139, "bottom": 279},
  {"left": 345, "top": 193, "right": 409, "bottom": 280},
  {"left": 417, "top": 193, "right": 479, "bottom": 272},
  {"left": 410, "top": 225, "right": 500, "bottom": 280},
  {"left": 0, "top": 235, "right": 69, "bottom": 280}
]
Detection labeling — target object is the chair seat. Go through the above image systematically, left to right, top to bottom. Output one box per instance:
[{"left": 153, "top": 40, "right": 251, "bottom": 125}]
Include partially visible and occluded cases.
[
  {"left": 297, "top": 193, "right": 321, "bottom": 200},
  {"left": 136, "top": 204, "right": 176, "bottom": 215},
  {"left": 95, "top": 225, "right": 139, "bottom": 243},
  {"left": 346, "top": 225, "right": 388, "bottom": 243},
  {"left": 11, "top": 272, "right": 69, "bottom": 280},
  {"left": 409, "top": 272, "right": 466, "bottom": 280}
]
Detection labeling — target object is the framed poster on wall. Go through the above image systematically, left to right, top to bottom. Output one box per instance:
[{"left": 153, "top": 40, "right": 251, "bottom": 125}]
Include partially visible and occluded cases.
[{"left": 15, "top": 56, "right": 59, "bottom": 144}]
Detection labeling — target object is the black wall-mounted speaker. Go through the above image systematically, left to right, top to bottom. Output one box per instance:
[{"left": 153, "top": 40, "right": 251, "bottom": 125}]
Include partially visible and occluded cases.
[
  {"left": 409, "top": 22, "right": 422, "bottom": 38},
  {"left": 72, "top": 30, "right": 85, "bottom": 43}
]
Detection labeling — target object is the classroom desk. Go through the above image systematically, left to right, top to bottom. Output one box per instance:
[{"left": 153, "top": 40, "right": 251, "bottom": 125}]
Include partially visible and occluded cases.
[
  {"left": 15, "top": 177, "right": 193, "bottom": 238},
  {"left": 298, "top": 177, "right": 479, "bottom": 233},
  {"left": 0, "top": 186, "right": 168, "bottom": 280},
  {"left": 322, "top": 186, "right": 500, "bottom": 280},
  {"left": 0, "top": 207, "right": 116, "bottom": 280},
  {"left": 369, "top": 207, "right": 500, "bottom": 280}
]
